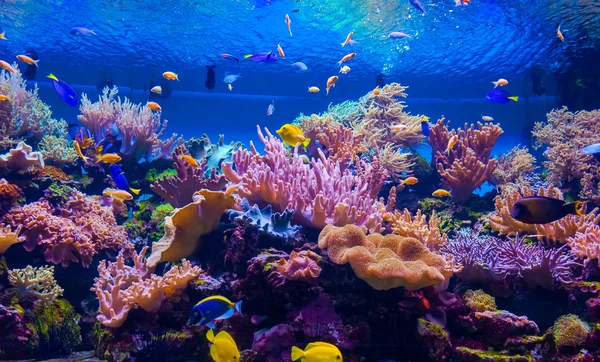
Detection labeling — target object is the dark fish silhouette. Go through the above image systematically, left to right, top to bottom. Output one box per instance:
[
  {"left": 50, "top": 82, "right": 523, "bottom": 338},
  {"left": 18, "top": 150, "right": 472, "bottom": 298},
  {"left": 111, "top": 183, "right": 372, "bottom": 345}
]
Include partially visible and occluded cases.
[
  {"left": 205, "top": 65, "right": 216, "bottom": 89},
  {"left": 510, "top": 196, "right": 586, "bottom": 224}
]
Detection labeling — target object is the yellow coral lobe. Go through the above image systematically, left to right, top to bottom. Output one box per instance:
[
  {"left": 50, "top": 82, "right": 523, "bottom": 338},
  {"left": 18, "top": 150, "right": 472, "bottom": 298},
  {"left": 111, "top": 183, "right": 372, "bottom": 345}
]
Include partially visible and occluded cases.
[{"left": 0, "top": 224, "right": 25, "bottom": 254}]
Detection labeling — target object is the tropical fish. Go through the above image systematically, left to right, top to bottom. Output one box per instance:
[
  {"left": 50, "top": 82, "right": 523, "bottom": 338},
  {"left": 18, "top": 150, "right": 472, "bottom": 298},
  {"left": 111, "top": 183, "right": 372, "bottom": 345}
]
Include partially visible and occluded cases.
[
  {"left": 409, "top": 0, "right": 426, "bottom": 14},
  {"left": 285, "top": 14, "right": 292, "bottom": 37},
  {"left": 557, "top": 24, "right": 564, "bottom": 42},
  {"left": 70, "top": 27, "right": 97, "bottom": 35},
  {"left": 0, "top": 31, "right": 6, "bottom": 40},
  {"left": 341, "top": 32, "right": 354, "bottom": 47},
  {"left": 389, "top": 32, "right": 410, "bottom": 39},
  {"left": 347, "top": 39, "right": 359, "bottom": 46},
  {"left": 277, "top": 44, "right": 286, "bottom": 59},
  {"left": 244, "top": 52, "right": 278, "bottom": 62},
  {"left": 337, "top": 52, "right": 356, "bottom": 65},
  {"left": 220, "top": 54, "right": 239, "bottom": 63},
  {"left": 16, "top": 55, "right": 39, "bottom": 67},
  {"left": 0, "top": 60, "right": 16, "bottom": 73},
  {"left": 291, "top": 62, "right": 308, "bottom": 71},
  {"left": 205, "top": 65, "right": 216, "bottom": 90},
  {"left": 339, "top": 66, "right": 351, "bottom": 74},
  {"left": 163, "top": 71, "right": 179, "bottom": 80},
  {"left": 47, "top": 73, "right": 77, "bottom": 107},
  {"left": 223, "top": 73, "right": 241, "bottom": 84},
  {"left": 326, "top": 76, "right": 339, "bottom": 95},
  {"left": 492, "top": 78, "right": 508, "bottom": 88},
  {"left": 151, "top": 86, "right": 162, "bottom": 94},
  {"left": 308, "top": 86, "right": 320, "bottom": 93},
  {"left": 373, "top": 88, "right": 380, "bottom": 96},
  {"left": 486, "top": 89, "right": 518, "bottom": 104},
  {"left": 0, "top": 95, "right": 8, "bottom": 101},
  {"left": 267, "top": 100, "right": 275, "bottom": 116},
  {"left": 147, "top": 102, "right": 162, "bottom": 112},
  {"left": 481, "top": 115, "right": 494, "bottom": 122},
  {"left": 421, "top": 119, "right": 431, "bottom": 137},
  {"left": 68, "top": 124, "right": 93, "bottom": 148},
  {"left": 276, "top": 124, "right": 311, "bottom": 148},
  {"left": 391, "top": 124, "right": 407, "bottom": 131},
  {"left": 445, "top": 135, "right": 458, "bottom": 154},
  {"left": 73, "top": 141, "right": 89, "bottom": 163},
  {"left": 581, "top": 143, "right": 600, "bottom": 162},
  {"left": 96, "top": 153, "right": 122, "bottom": 164},
  {"left": 182, "top": 154, "right": 198, "bottom": 168},
  {"left": 110, "top": 164, "right": 141, "bottom": 195},
  {"left": 401, "top": 177, "right": 419, "bottom": 185},
  {"left": 103, "top": 188, "right": 133, "bottom": 201},
  {"left": 432, "top": 189, "right": 451, "bottom": 198},
  {"left": 510, "top": 197, "right": 586, "bottom": 224},
  {"left": 189, "top": 295, "right": 243, "bottom": 328},
  {"left": 251, "top": 315, "right": 268, "bottom": 325},
  {"left": 206, "top": 329, "right": 240, "bottom": 362},
  {"left": 291, "top": 342, "right": 343, "bottom": 362}
]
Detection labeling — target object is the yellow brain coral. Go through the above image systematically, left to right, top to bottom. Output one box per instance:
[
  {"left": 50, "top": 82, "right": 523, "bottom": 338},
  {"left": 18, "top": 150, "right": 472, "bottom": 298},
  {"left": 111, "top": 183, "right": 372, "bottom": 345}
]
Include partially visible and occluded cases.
[{"left": 317, "top": 224, "right": 453, "bottom": 291}]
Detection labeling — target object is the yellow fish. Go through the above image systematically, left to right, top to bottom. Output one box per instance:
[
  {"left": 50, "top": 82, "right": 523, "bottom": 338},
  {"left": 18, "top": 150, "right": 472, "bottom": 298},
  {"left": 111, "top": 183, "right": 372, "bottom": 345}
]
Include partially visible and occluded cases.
[
  {"left": 557, "top": 24, "right": 564, "bottom": 42},
  {"left": 0, "top": 31, "right": 6, "bottom": 40},
  {"left": 341, "top": 31, "right": 354, "bottom": 47},
  {"left": 277, "top": 43, "right": 286, "bottom": 59},
  {"left": 16, "top": 55, "right": 39, "bottom": 67},
  {"left": 0, "top": 60, "right": 16, "bottom": 73},
  {"left": 163, "top": 71, "right": 179, "bottom": 80},
  {"left": 151, "top": 86, "right": 162, "bottom": 94},
  {"left": 308, "top": 86, "right": 320, "bottom": 93},
  {"left": 0, "top": 94, "right": 9, "bottom": 101},
  {"left": 147, "top": 101, "right": 162, "bottom": 112},
  {"left": 481, "top": 115, "right": 494, "bottom": 122},
  {"left": 276, "top": 124, "right": 311, "bottom": 148},
  {"left": 445, "top": 135, "right": 458, "bottom": 154},
  {"left": 74, "top": 141, "right": 89, "bottom": 163},
  {"left": 96, "top": 153, "right": 122, "bottom": 164},
  {"left": 181, "top": 154, "right": 198, "bottom": 168},
  {"left": 401, "top": 177, "right": 418, "bottom": 185},
  {"left": 103, "top": 188, "right": 133, "bottom": 201},
  {"left": 432, "top": 189, "right": 451, "bottom": 198},
  {"left": 206, "top": 329, "right": 240, "bottom": 362},
  {"left": 291, "top": 342, "right": 343, "bottom": 362}
]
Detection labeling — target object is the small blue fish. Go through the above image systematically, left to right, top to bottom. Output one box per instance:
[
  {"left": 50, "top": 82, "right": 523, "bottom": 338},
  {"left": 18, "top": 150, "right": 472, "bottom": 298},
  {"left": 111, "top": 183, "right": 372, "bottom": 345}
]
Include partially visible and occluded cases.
[
  {"left": 409, "top": 0, "right": 426, "bottom": 14},
  {"left": 70, "top": 27, "right": 97, "bottom": 36},
  {"left": 244, "top": 52, "right": 278, "bottom": 62},
  {"left": 223, "top": 73, "right": 241, "bottom": 84},
  {"left": 47, "top": 74, "right": 77, "bottom": 107},
  {"left": 486, "top": 89, "right": 518, "bottom": 104},
  {"left": 421, "top": 119, "right": 431, "bottom": 137},
  {"left": 581, "top": 143, "right": 600, "bottom": 162},
  {"left": 109, "top": 164, "right": 141, "bottom": 195},
  {"left": 136, "top": 193, "right": 154, "bottom": 202},
  {"left": 189, "top": 296, "right": 242, "bottom": 329}
]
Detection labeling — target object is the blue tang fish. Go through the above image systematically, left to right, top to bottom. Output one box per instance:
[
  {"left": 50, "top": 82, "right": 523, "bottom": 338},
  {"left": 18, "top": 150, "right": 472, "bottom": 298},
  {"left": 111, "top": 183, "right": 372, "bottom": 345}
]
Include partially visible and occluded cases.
[
  {"left": 244, "top": 52, "right": 278, "bottom": 62},
  {"left": 47, "top": 73, "right": 77, "bottom": 107},
  {"left": 486, "top": 89, "right": 518, "bottom": 104},
  {"left": 421, "top": 118, "right": 431, "bottom": 137},
  {"left": 581, "top": 143, "right": 600, "bottom": 162},
  {"left": 109, "top": 164, "right": 141, "bottom": 195},
  {"left": 189, "top": 295, "right": 242, "bottom": 329}
]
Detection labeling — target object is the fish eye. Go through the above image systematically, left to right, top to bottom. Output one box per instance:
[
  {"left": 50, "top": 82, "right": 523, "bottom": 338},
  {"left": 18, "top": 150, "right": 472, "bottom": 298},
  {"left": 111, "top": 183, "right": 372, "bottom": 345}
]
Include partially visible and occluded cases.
[{"left": 337, "top": 356, "right": 341, "bottom": 359}]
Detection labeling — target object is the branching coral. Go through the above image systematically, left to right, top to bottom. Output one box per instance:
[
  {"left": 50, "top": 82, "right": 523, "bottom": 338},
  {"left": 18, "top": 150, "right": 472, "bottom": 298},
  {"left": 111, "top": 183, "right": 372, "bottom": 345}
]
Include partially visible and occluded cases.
[
  {"left": 430, "top": 118, "right": 503, "bottom": 200},
  {"left": 304, "top": 122, "right": 366, "bottom": 170},
  {"left": 222, "top": 126, "right": 386, "bottom": 233},
  {"left": 38, "top": 135, "right": 78, "bottom": 166},
  {"left": 151, "top": 145, "right": 227, "bottom": 207},
  {"left": 489, "top": 145, "right": 537, "bottom": 188},
  {"left": 489, "top": 183, "right": 600, "bottom": 244},
  {"left": 3, "top": 188, "right": 132, "bottom": 267},
  {"left": 383, "top": 207, "right": 448, "bottom": 250},
  {"left": 318, "top": 224, "right": 454, "bottom": 290},
  {"left": 567, "top": 224, "right": 600, "bottom": 262},
  {"left": 91, "top": 246, "right": 201, "bottom": 328},
  {"left": 276, "top": 250, "right": 322, "bottom": 281},
  {"left": 8, "top": 265, "right": 64, "bottom": 305}
]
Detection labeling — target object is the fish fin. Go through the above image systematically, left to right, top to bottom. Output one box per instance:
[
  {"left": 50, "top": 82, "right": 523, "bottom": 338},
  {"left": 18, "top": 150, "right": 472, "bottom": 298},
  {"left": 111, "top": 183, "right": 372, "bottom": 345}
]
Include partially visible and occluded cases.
[
  {"left": 90, "top": 30, "right": 97, "bottom": 35},
  {"left": 0, "top": 31, "right": 5, "bottom": 40},
  {"left": 244, "top": 54, "right": 253, "bottom": 59},
  {"left": 34, "top": 59, "right": 40, "bottom": 67},
  {"left": 47, "top": 73, "right": 58, "bottom": 82},
  {"left": 492, "top": 81, "right": 498, "bottom": 88},
  {"left": 508, "top": 96, "right": 519, "bottom": 102},
  {"left": 302, "top": 137, "right": 311, "bottom": 147},
  {"left": 129, "top": 187, "right": 141, "bottom": 195},
  {"left": 563, "top": 201, "right": 587, "bottom": 217},
  {"left": 234, "top": 300, "right": 243, "bottom": 316},
  {"left": 214, "top": 308, "right": 234, "bottom": 320},
  {"left": 206, "top": 322, "right": 216, "bottom": 329},
  {"left": 206, "top": 328, "right": 216, "bottom": 343},
  {"left": 215, "top": 330, "right": 236, "bottom": 345},
  {"left": 209, "top": 345, "right": 220, "bottom": 362},
  {"left": 291, "top": 346, "right": 305, "bottom": 361}
]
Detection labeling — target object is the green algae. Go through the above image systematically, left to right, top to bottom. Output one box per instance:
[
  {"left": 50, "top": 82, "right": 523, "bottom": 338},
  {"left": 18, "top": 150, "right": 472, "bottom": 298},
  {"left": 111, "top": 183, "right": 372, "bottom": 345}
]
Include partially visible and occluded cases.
[
  {"left": 146, "top": 168, "right": 177, "bottom": 183},
  {"left": 151, "top": 203, "right": 174, "bottom": 226},
  {"left": 464, "top": 289, "right": 497, "bottom": 312},
  {"left": 27, "top": 299, "right": 81, "bottom": 358},
  {"left": 551, "top": 314, "right": 590, "bottom": 348},
  {"left": 417, "top": 318, "right": 448, "bottom": 339},
  {"left": 455, "top": 347, "right": 534, "bottom": 362}
]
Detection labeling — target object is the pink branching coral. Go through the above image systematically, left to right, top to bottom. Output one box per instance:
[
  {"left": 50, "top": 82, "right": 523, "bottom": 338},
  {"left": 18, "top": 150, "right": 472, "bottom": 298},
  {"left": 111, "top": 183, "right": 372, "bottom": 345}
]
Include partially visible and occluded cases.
[
  {"left": 78, "top": 87, "right": 181, "bottom": 162},
  {"left": 532, "top": 107, "right": 600, "bottom": 201},
  {"left": 429, "top": 118, "right": 503, "bottom": 200},
  {"left": 222, "top": 126, "right": 387, "bottom": 232},
  {"left": 151, "top": 145, "right": 227, "bottom": 207},
  {"left": 489, "top": 145, "right": 537, "bottom": 188},
  {"left": 3, "top": 189, "right": 132, "bottom": 267},
  {"left": 383, "top": 208, "right": 448, "bottom": 250},
  {"left": 567, "top": 224, "right": 600, "bottom": 262},
  {"left": 91, "top": 246, "right": 201, "bottom": 328},
  {"left": 276, "top": 250, "right": 322, "bottom": 281},
  {"left": 8, "top": 265, "right": 64, "bottom": 305}
]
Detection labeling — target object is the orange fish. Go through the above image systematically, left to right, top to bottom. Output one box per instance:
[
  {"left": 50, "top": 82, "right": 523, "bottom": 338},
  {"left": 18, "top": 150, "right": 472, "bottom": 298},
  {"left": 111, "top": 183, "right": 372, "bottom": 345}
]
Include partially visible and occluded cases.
[
  {"left": 285, "top": 14, "right": 292, "bottom": 37},
  {"left": 557, "top": 24, "right": 564, "bottom": 42},
  {"left": 0, "top": 31, "right": 6, "bottom": 40},
  {"left": 341, "top": 31, "right": 354, "bottom": 47},
  {"left": 277, "top": 44, "right": 286, "bottom": 59},
  {"left": 337, "top": 52, "right": 356, "bottom": 65},
  {"left": 16, "top": 55, "right": 39, "bottom": 67},
  {"left": 0, "top": 60, "right": 16, "bottom": 73},
  {"left": 163, "top": 71, "right": 179, "bottom": 80},
  {"left": 326, "top": 76, "right": 339, "bottom": 96},
  {"left": 492, "top": 78, "right": 508, "bottom": 88},
  {"left": 373, "top": 88, "right": 380, "bottom": 96},
  {"left": 0, "top": 94, "right": 9, "bottom": 101},
  {"left": 147, "top": 102, "right": 162, "bottom": 112},
  {"left": 391, "top": 124, "right": 407, "bottom": 132},
  {"left": 445, "top": 135, "right": 458, "bottom": 154},
  {"left": 74, "top": 141, "right": 89, "bottom": 163},
  {"left": 96, "top": 153, "right": 122, "bottom": 164},
  {"left": 181, "top": 154, "right": 198, "bottom": 168},
  {"left": 401, "top": 177, "right": 419, "bottom": 185},
  {"left": 103, "top": 188, "right": 133, "bottom": 201},
  {"left": 432, "top": 189, "right": 451, "bottom": 198},
  {"left": 416, "top": 291, "right": 431, "bottom": 310}
]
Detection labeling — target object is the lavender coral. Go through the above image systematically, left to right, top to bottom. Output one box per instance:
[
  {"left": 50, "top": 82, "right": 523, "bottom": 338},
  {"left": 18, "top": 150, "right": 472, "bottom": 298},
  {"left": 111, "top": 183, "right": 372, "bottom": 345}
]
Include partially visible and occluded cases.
[
  {"left": 222, "top": 126, "right": 387, "bottom": 232},
  {"left": 0, "top": 141, "right": 44, "bottom": 172},
  {"left": 7, "top": 265, "right": 64, "bottom": 305}
]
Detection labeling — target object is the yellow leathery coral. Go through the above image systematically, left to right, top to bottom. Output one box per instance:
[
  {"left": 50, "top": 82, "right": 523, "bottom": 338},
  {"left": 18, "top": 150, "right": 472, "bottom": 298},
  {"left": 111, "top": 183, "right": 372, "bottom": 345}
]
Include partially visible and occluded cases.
[
  {"left": 383, "top": 208, "right": 448, "bottom": 250},
  {"left": 0, "top": 224, "right": 24, "bottom": 254},
  {"left": 8, "top": 265, "right": 64, "bottom": 305}
]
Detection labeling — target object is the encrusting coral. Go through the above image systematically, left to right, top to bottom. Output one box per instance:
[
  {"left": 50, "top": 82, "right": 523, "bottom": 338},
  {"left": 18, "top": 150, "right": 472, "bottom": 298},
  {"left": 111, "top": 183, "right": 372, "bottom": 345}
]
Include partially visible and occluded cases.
[
  {"left": 317, "top": 224, "right": 455, "bottom": 290},
  {"left": 276, "top": 250, "right": 322, "bottom": 281},
  {"left": 7, "top": 265, "right": 64, "bottom": 305},
  {"left": 551, "top": 314, "right": 590, "bottom": 348}
]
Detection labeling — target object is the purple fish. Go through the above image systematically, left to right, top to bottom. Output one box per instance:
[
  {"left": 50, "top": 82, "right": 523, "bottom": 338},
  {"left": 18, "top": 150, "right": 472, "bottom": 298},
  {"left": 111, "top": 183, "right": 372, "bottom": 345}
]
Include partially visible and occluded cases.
[
  {"left": 409, "top": 0, "right": 426, "bottom": 14},
  {"left": 70, "top": 27, "right": 97, "bottom": 36},
  {"left": 389, "top": 32, "right": 411, "bottom": 39},
  {"left": 244, "top": 52, "right": 278, "bottom": 62},
  {"left": 47, "top": 73, "right": 77, "bottom": 107},
  {"left": 486, "top": 89, "right": 519, "bottom": 104},
  {"left": 267, "top": 100, "right": 275, "bottom": 116}
]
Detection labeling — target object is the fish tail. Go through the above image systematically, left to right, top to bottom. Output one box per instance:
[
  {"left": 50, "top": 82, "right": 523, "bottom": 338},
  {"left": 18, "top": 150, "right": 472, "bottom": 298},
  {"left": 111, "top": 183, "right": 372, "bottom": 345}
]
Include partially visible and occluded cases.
[
  {"left": 90, "top": 30, "right": 97, "bottom": 35},
  {"left": 0, "top": 31, "right": 5, "bottom": 40},
  {"left": 341, "top": 42, "right": 346, "bottom": 47},
  {"left": 244, "top": 54, "right": 253, "bottom": 59},
  {"left": 34, "top": 59, "right": 40, "bottom": 67},
  {"left": 47, "top": 73, "right": 58, "bottom": 82},
  {"left": 492, "top": 81, "right": 498, "bottom": 88},
  {"left": 326, "top": 88, "right": 330, "bottom": 96},
  {"left": 508, "top": 96, "right": 519, "bottom": 102},
  {"left": 302, "top": 137, "right": 311, "bottom": 148},
  {"left": 130, "top": 187, "right": 141, "bottom": 195},
  {"left": 564, "top": 201, "right": 587, "bottom": 217},
  {"left": 234, "top": 300, "right": 243, "bottom": 316},
  {"left": 206, "top": 328, "right": 215, "bottom": 343},
  {"left": 291, "top": 346, "right": 305, "bottom": 361}
]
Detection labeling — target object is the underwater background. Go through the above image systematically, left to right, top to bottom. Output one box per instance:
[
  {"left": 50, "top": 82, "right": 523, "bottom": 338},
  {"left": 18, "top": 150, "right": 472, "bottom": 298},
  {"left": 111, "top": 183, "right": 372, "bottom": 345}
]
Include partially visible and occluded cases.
[{"left": 1, "top": 0, "right": 600, "bottom": 361}]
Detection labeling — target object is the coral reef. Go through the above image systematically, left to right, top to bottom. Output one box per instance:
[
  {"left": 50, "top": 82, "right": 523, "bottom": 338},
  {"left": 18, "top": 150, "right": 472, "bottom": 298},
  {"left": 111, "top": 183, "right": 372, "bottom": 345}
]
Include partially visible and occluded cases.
[
  {"left": 38, "top": 135, "right": 78, "bottom": 166},
  {"left": 0, "top": 141, "right": 44, "bottom": 172},
  {"left": 489, "top": 145, "right": 538, "bottom": 188},
  {"left": 228, "top": 198, "right": 302, "bottom": 242},
  {"left": 383, "top": 206, "right": 448, "bottom": 250},
  {"left": 0, "top": 223, "right": 24, "bottom": 254},
  {"left": 276, "top": 250, "right": 321, "bottom": 281},
  {"left": 7, "top": 265, "right": 64, "bottom": 305},
  {"left": 464, "top": 289, "right": 497, "bottom": 312},
  {"left": 551, "top": 314, "right": 590, "bottom": 349}
]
